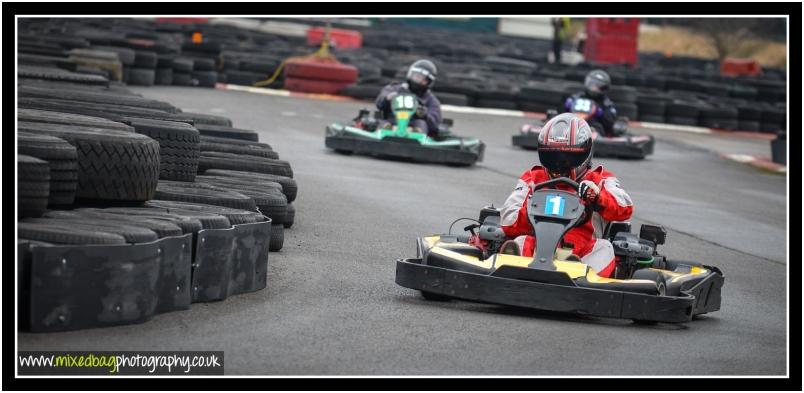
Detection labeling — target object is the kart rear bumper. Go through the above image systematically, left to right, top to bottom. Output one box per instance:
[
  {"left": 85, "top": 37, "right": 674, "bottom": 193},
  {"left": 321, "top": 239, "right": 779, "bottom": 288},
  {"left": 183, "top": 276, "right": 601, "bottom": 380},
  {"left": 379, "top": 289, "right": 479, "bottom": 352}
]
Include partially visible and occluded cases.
[{"left": 326, "top": 134, "right": 484, "bottom": 166}]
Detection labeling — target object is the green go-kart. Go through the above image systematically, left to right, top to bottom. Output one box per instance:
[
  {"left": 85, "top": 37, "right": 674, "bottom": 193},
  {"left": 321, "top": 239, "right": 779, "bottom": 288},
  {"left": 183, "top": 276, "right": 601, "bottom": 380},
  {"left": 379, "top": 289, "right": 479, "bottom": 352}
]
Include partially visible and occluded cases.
[{"left": 325, "top": 90, "right": 485, "bottom": 166}]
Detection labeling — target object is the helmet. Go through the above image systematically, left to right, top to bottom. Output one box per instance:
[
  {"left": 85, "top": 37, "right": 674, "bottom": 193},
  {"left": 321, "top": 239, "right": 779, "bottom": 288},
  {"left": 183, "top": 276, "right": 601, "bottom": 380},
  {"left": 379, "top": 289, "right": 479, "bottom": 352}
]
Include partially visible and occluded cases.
[
  {"left": 406, "top": 59, "right": 437, "bottom": 96},
  {"left": 584, "top": 69, "right": 610, "bottom": 98},
  {"left": 537, "top": 113, "right": 593, "bottom": 180}
]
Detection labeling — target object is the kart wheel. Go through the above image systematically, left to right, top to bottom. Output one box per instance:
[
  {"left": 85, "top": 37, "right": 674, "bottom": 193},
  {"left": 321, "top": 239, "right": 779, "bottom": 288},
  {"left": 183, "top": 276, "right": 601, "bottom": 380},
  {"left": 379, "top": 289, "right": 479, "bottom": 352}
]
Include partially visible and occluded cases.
[
  {"left": 631, "top": 269, "right": 666, "bottom": 296},
  {"left": 420, "top": 291, "right": 450, "bottom": 301}
]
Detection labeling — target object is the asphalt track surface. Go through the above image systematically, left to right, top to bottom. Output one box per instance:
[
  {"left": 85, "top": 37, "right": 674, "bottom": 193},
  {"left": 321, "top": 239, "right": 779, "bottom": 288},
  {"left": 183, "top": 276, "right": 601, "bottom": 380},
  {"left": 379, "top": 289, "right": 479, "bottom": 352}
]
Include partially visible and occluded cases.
[{"left": 18, "top": 87, "right": 788, "bottom": 376}]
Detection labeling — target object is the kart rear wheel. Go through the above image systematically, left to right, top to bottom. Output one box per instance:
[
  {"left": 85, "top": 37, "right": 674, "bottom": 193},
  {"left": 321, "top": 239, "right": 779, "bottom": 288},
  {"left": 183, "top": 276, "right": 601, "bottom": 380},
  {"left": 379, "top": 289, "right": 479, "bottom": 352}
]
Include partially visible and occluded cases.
[{"left": 420, "top": 291, "right": 450, "bottom": 301}]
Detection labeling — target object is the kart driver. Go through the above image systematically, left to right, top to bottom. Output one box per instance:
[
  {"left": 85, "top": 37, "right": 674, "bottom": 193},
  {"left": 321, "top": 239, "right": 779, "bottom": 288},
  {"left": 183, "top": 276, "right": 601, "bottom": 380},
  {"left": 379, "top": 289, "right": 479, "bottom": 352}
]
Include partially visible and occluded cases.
[
  {"left": 375, "top": 59, "right": 442, "bottom": 136},
  {"left": 565, "top": 69, "right": 619, "bottom": 136},
  {"left": 498, "top": 113, "right": 633, "bottom": 278}
]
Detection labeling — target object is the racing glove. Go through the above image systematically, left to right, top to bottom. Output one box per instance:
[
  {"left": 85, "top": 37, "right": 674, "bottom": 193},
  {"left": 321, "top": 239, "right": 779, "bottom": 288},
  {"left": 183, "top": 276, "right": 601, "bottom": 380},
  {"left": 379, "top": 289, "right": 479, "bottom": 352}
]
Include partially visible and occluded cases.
[
  {"left": 415, "top": 106, "right": 427, "bottom": 119},
  {"left": 579, "top": 180, "right": 601, "bottom": 205}
]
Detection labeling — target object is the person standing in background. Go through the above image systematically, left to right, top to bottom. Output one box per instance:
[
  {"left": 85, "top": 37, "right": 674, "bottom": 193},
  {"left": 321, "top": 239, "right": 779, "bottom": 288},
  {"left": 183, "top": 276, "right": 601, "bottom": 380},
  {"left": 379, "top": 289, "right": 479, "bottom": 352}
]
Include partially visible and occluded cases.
[{"left": 552, "top": 17, "right": 571, "bottom": 64}]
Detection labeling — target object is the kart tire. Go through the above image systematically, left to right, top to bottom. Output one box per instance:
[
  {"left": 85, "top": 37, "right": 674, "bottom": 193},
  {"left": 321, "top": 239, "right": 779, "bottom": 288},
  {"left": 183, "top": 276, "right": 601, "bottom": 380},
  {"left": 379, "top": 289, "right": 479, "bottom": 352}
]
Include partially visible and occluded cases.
[
  {"left": 133, "top": 50, "right": 158, "bottom": 68},
  {"left": 156, "top": 54, "right": 175, "bottom": 69},
  {"left": 172, "top": 57, "right": 194, "bottom": 73},
  {"left": 189, "top": 57, "right": 215, "bottom": 72},
  {"left": 18, "top": 66, "right": 108, "bottom": 86},
  {"left": 127, "top": 68, "right": 155, "bottom": 86},
  {"left": 155, "top": 68, "right": 173, "bottom": 85},
  {"left": 192, "top": 71, "right": 218, "bottom": 88},
  {"left": 172, "top": 72, "right": 192, "bottom": 86},
  {"left": 18, "top": 84, "right": 178, "bottom": 113},
  {"left": 435, "top": 92, "right": 469, "bottom": 106},
  {"left": 17, "top": 97, "right": 193, "bottom": 124},
  {"left": 474, "top": 98, "right": 518, "bottom": 110},
  {"left": 17, "top": 108, "right": 132, "bottom": 132},
  {"left": 183, "top": 112, "right": 233, "bottom": 127},
  {"left": 666, "top": 116, "right": 699, "bottom": 127},
  {"left": 127, "top": 118, "right": 201, "bottom": 182},
  {"left": 17, "top": 122, "right": 161, "bottom": 202},
  {"left": 194, "top": 123, "right": 259, "bottom": 142},
  {"left": 17, "top": 132, "right": 78, "bottom": 206},
  {"left": 200, "top": 135, "right": 272, "bottom": 150},
  {"left": 200, "top": 140, "right": 278, "bottom": 159},
  {"left": 198, "top": 152, "right": 293, "bottom": 178},
  {"left": 18, "top": 155, "right": 50, "bottom": 218},
  {"left": 202, "top": 169, "right": 297, "bottom": 202},
  {"left": 192, "top": 176, "right": 287, "bottom": 224},
  {"left": 154, "top": 181, "right": 257, "bottom": 211},
  {"left": 145, "top": 200, "right": 259, "bottom": 225},
  {"left": 283, "top": 203, "right": 295, "bottom": 228},
  {"left": 82, "top": 207, "right": 204, "bottom": 234},
  {"left": 58, "top": 209, "right": 188, "bottom": 237},
  {"left": 25, "top": 217, "right": 159, "bottom": 243},
  {"left": 18, "top": 222, "right": 126, "bottom": 245},
  {"left": 269, "top": 224, "right": 284, "bottom": 251},
  {"left": 630, "top": 269, "right": 666, "bottom": 296}
]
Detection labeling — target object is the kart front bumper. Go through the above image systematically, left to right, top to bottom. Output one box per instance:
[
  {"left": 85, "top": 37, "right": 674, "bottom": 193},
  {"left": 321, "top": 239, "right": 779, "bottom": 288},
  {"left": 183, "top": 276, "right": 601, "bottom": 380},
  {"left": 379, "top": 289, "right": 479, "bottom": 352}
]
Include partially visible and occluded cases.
[
  {"left": 326, "top": 134, "right": 484, "bottom": 166},
  {"left": 395, "top": 258, "right": 723, "bottom": 323}
]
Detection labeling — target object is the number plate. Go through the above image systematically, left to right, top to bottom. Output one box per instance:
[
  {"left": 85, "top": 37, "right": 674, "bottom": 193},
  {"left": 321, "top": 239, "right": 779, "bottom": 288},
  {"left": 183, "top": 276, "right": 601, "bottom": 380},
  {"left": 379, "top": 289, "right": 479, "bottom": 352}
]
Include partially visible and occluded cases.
[{"left": 544, "top": 194, "right": 565, "bottom": 216}]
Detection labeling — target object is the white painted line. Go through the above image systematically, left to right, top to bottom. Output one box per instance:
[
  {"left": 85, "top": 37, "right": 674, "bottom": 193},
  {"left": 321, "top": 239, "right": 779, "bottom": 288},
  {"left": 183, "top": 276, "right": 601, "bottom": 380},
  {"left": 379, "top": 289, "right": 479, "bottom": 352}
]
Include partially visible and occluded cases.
[
  {"left": 221, "top": 84, "right": 291, "bottom": 97},
  {"left": 440, "top": 104, "right": 526, "bottom": 117},
  {"left": 281, "top": 111, "right": 297, "bottom": 117},
  {"left": 638, "top": 121, "right": 712, "bottom": 134},
  {"left": 724, "top": 154, "right": 757, "bottom": 163}
]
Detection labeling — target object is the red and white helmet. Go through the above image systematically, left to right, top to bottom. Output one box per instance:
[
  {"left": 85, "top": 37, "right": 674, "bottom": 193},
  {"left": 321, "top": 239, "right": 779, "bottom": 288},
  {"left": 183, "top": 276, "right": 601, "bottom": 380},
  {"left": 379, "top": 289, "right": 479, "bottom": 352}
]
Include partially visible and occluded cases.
[{"left": 537, "top": 113, "right": 594, "bottom": 180}]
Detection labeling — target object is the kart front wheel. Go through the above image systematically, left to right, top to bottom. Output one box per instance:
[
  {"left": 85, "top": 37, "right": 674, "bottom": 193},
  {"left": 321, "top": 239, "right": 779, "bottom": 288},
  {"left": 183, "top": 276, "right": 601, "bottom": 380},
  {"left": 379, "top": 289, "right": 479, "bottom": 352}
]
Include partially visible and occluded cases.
[{"left": 630, "top": 269, "right": 667, "bottom": 325}]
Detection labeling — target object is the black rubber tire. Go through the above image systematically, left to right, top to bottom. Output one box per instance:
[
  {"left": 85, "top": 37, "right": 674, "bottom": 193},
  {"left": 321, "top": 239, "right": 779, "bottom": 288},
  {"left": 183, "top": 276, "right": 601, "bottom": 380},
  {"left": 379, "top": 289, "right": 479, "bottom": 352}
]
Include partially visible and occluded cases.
[
  {"left": 91, "top": 45, "right": 136, "bottom": 65},
  {"left": 133, "top": 50, "right": 158, "bottom": 68},
  {"left": 156, "top": 54, "right": 175, "bottom": 69},
  {"left": 173, "top": 57, "right": 194, "bottom": 73},
  {"left": 189, "top": 57, "right": 215, "bottom": 71},
  {"left": 18, "top": 65, "right": 109, "bottom": 85},
  {"left": 127, "top": 68, "right": 155, "bottom": 86},
  {"left": 155, "top": 68, "right": 173, "bottom": 85},
  {"left": 223, "top": 70, "right": 267, "bottom": 86},
  {"left": 192, "top": 71, "right": 218, "bottom": 88},
  {"left": 172, "top": 72, "right": 192, "bottom": 86},
  {"left": 340, "top": 84, "right": 383, "bottom": 100},
  {"left": 19, "top": 85, "right": 179, "bottom": 113},
  {"left": 435, "top": 92, "right": 469, "bottom": 106},
  {"left": 18, "top": 97, "right": 194, "bottom": 124},
  {"left": 474, "top": 98, "right": 518, "bottom": 110},
  {"left": 666, "top": 101, "right": 700, "bottom": 118},
  {"left": 17, "top": 108, "right": 132, "bottom": 132},
  {"left": 183, "top": 112, "right": 233, "bottom": 127},
  {"left": 638, "top": 114, "right": 665, "bottom": 123},
  {"left": 665, "top": 116, "right": 699, "bottom": 127},
  {"left": 127, "top": 118, "right": 201, "bottom": 182},
  {"left": 738, "top": 120, "right": 761, "bottom": 132},
  {"left": 17, "top": 122, "right": 161, "bottom": 201},
  {"left": 193, "top": 123, "right": 259, "bottom": 142},
  {"left": 17, "top": 132, "right": 78, "bottom": 206},
  {"left": 200, "top": 135, "right": 272, "bottom": 150},
  {"left": 200, "top": 140, "right": 278, "bottom": 159},
  {"left": 198, "top": 152, "right": 293, "bottom": 178},
  {"left": 18, "top": 155, "right": 50, "bottom": 218},
  {"left": 202, "top": 169, "right": 297, "bottom": 202},
  {"left": 195, "top": 175, "right": 284, "bottom": 194},
  {"left": 194, "top": 176, "right": 287, "bottom": 224},
  {"left": 154, "top": 180, "right": 257, "bottom": 211},
  {"left": 145, "top": 200, "right": 259, "bottom": 225},
  {"left": 283, "top": 203, "right": 295, "bottom": 228},
  {"left": 134, "top": 205, "right": 232, "bottom": 229},
  {"left": 82, "top": 207, "right": 203, "bottom": 234},
  {"left": 62, "top": 208, "right": 188, "bottom": 237},
  {"left": 25, "top": 217, "right": 159, "bottom": 243},
  {"left": 18, "top": 222, "right": 126, "bottom": 245},
  {"left": 269, "top": 224, "right": 284, "bottom": 251},
  {"left": 630, "top": 269, "right": 667, "bottom": 296}
]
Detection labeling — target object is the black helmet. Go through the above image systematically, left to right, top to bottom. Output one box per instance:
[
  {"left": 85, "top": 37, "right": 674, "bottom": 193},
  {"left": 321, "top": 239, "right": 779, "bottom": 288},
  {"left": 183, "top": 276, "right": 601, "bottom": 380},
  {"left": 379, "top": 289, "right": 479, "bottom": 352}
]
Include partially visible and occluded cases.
[
  {"left": 406, "top": 59, "right": 437, "bottom": 96},
  {"left": 584, "top": 69, "right": 610, "bottom": 98},
  {"left": 537, "top": 113, "right": 593, "bottom": 180}
]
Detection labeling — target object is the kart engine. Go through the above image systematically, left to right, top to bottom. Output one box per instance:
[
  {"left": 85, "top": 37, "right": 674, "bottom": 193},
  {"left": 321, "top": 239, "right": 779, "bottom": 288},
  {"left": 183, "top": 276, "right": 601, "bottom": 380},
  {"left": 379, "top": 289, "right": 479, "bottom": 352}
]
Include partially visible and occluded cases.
[{"left": 477, "top": 205, "right": 506, "bottom": 255}]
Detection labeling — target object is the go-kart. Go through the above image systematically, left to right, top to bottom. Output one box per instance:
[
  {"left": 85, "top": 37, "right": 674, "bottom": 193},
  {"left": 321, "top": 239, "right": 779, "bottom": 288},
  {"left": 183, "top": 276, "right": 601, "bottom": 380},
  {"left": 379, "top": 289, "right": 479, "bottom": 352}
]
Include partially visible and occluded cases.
[
  {"left": 325, "top": 89, "right": 485, "bottom": 166},
  {"left": 513, "top": 97, "right": 655, "bottom": 159},
  {"left": 395, "top": 177, "right": 724, "bottom": 324}
]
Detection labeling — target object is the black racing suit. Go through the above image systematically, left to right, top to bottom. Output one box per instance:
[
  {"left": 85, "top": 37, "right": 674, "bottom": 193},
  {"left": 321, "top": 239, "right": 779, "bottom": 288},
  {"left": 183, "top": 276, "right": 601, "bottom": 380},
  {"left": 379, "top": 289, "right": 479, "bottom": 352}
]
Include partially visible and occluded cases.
[{"left": 566, "top": 92, "right": 619, "bottom": 136}]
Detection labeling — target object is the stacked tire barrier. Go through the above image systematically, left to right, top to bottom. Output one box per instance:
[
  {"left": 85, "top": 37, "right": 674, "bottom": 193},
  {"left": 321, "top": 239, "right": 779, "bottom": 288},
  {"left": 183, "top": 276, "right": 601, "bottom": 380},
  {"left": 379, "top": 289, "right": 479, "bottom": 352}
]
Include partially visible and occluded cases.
[
  {"left": 18, "top": 17, "right": 786, "bottom": 134},
  {"left": 17, "top": 23, "right": 300, "bottom": 332}
]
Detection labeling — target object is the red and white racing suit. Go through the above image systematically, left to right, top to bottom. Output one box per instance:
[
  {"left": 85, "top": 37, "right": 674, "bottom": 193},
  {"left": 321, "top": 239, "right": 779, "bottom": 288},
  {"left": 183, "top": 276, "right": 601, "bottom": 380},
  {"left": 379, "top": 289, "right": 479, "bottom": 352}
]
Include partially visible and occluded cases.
[{"left": 500, "top": 165, "right": 633, "bottom": 278}]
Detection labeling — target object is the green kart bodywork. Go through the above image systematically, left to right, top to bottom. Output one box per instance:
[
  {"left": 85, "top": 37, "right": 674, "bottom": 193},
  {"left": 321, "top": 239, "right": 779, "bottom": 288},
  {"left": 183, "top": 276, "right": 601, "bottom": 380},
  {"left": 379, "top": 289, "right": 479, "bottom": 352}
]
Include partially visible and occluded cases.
[{"left": 325, "top": 91, "right": 485, "bottom": 166}]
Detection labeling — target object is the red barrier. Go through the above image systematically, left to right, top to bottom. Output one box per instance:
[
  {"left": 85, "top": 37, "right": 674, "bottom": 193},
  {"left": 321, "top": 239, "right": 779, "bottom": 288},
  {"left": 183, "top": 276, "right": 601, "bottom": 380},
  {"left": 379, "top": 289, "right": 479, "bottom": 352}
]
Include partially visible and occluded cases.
[
  {"left": 584, "top": 18, "right": 640, "bottom": 66},
  {"left": 307, "top": 27, "right": 362, "bottom": 49},
  {"left": 721, "top": 58, "right": 762, "bottom": 77},
  {"left": 284, "top": 77, "right": 354, "bottom": 95}
]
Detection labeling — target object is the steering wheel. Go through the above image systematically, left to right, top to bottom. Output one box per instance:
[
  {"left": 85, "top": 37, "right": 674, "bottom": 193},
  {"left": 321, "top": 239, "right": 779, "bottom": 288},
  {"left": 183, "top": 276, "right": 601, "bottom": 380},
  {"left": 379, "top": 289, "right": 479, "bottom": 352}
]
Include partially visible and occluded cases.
[
  {"left": 531, "top": 177, "right": 591, "bottom": 226},
  {"left": 532, "top": 177, "right": 579, "bottom": 192}
]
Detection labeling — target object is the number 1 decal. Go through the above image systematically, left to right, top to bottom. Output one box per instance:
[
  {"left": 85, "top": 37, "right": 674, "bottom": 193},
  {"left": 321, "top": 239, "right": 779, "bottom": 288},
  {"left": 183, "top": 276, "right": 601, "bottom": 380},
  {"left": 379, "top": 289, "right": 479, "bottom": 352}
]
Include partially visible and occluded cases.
[{"left": 544, "top": 194, "right": 565, "bottom": 216}]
